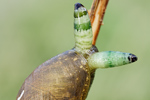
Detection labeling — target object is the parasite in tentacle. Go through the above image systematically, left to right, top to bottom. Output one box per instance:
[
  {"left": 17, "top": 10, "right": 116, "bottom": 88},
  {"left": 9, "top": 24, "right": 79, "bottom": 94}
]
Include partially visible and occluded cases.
[
  {"left": 74, "top": 3, "right": 93, "bottom": 54},
  {"left": 87, "top": 51, "right": 137, "bottom": 70}
]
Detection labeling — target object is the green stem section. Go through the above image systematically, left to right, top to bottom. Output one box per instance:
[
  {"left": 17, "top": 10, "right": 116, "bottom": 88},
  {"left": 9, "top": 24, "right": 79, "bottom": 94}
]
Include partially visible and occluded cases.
[
  {"left": 74, "top": 3, "right": 93, "bottom": 55},
  {"left": 87, "top": 51, "right": 137, "bottom": 70}
]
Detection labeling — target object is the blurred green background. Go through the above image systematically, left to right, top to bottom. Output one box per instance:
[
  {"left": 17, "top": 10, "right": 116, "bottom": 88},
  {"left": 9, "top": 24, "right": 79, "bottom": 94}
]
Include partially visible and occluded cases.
[{"left": 0, "top": 0, "right": 149, "bottom": 100}]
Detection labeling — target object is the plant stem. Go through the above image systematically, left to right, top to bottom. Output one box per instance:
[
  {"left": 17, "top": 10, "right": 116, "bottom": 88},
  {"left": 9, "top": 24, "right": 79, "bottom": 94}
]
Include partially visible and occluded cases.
[{"left": 89, "top": 0, "right": 109, "bottom": 45}]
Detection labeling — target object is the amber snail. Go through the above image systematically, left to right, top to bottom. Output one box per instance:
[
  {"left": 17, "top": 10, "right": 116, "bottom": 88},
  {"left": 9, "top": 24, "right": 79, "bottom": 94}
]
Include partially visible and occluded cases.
[{"left": 16, "top": 3, "right": 137, "bottom": 100}]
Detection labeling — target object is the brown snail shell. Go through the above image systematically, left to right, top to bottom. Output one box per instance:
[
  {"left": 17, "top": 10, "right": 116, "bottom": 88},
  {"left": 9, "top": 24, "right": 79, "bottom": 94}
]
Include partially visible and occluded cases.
[{"left": 17, "top": 46, "right": 98, "bottom": 100}]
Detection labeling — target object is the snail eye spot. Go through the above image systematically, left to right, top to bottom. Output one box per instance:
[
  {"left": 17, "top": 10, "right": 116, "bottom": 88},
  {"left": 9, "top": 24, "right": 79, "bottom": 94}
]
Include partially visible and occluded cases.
[{"left": 128, "top": 54, "right": 137, "bottom": 63}]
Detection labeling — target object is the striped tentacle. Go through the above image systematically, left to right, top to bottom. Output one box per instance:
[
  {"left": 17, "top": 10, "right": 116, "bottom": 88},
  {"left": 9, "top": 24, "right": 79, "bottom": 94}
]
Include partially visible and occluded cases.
[
  {"left": 74, "top": 3, "right": 93, "bottom": 54},
  {"left": 88, "top": 51, "right": 137, "bottom": 70}
]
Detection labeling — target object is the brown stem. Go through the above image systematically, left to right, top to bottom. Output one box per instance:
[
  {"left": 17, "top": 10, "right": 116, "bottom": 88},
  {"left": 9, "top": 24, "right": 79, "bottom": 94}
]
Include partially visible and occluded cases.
[{"left": 89, "top": 0, "right": 109, "bottom": 45}]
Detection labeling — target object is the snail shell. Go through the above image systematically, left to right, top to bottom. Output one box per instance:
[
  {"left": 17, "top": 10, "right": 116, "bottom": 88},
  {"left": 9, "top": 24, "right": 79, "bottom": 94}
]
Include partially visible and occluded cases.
[{"left": 17, "top": 46, "right": 98, "bottom": 100}]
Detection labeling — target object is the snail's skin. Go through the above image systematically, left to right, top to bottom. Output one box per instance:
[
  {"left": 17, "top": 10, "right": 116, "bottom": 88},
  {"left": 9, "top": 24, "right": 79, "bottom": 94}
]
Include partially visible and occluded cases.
[{"left": 16, "top": 3, "right": 137, "bottom": 100}]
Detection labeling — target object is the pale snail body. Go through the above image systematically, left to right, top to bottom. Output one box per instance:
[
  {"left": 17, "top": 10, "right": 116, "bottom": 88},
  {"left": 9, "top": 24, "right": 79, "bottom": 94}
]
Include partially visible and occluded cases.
[{"left": 17, "top": 3, "right": 137, "bottom": 100}]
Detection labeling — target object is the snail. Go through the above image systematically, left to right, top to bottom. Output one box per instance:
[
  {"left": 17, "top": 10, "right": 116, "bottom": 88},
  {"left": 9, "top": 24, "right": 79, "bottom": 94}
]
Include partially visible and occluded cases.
[{"left": 16, "top": 3, "right": 137, "bottom": 100}]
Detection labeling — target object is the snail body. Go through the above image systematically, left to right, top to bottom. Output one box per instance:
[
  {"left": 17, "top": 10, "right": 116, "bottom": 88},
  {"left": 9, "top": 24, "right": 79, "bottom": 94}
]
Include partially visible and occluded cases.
[{"left": 17, "top": 3, "right": 137, "bottom": 100}]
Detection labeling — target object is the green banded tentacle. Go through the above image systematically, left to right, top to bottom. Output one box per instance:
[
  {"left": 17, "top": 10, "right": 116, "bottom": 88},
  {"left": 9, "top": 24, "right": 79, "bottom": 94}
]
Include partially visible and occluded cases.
[
  {"left": 74, "top": 3, "right": 93, "bottom": 54},
  {"left": 87, "top": 51, "right": 137, "bottom": 70}
]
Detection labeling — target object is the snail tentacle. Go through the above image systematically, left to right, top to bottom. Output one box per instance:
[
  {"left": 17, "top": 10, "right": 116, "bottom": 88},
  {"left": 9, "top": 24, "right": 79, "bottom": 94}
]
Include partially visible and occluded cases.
[
  {"left": 74, "top": 3, "right": 93, "bottom": 55},
  {"left": 87, "top": 51, "right": 138, "bottom": 70}
]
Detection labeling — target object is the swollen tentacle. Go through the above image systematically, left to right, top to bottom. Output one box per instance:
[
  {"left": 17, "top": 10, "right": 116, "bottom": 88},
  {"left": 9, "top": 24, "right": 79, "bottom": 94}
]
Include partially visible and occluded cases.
[
  {"left": 74, "top": 3, "right": 93, "bottom": 55},
  {"left": 87, "top": 51, "right": 137, "bottom": 70}
]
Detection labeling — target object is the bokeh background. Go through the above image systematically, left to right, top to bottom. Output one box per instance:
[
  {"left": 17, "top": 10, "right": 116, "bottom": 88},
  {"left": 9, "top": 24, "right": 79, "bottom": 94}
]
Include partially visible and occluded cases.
[{"left": 0, "top": 0, "right": 149, "bottom": 100}]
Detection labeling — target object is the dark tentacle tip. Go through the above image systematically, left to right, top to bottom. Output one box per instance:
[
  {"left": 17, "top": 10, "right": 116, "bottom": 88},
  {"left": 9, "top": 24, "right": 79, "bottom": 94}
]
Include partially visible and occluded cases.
[
  {"left": 75, "top": 3, "right": 84, "bottom": 10},
  {"left": 128, "top": 54, "right": 138, "bottom": 63}
]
